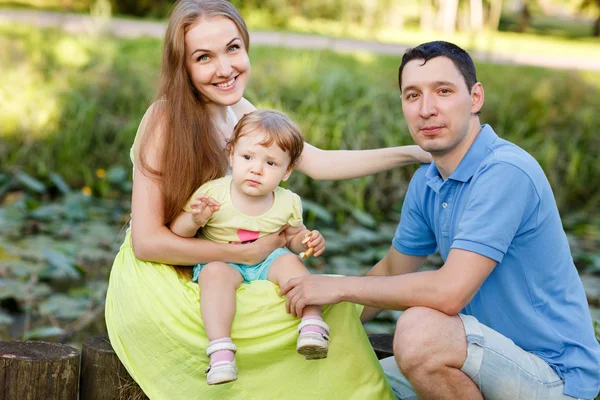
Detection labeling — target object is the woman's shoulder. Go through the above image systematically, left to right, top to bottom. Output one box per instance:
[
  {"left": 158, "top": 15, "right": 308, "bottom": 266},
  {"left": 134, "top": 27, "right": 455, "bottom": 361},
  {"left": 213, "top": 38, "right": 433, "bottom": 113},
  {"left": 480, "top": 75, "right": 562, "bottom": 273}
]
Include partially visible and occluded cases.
[
  {"left": 230, "top": 97, "right": 256, "bottom": 120},
  {"left": 131, "top": 101, "right": 169, "bottom": 162}
]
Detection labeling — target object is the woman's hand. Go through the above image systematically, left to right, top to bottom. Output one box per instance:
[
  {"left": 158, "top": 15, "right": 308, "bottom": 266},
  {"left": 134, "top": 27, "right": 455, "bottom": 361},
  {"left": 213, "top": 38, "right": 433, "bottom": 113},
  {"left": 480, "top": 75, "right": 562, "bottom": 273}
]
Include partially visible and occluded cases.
[
  {"left": 405, "top": 145, "right": 432, "bottom": 164},
  {"left": 237, "top": 224, "right": 288, "bottom": 265}
]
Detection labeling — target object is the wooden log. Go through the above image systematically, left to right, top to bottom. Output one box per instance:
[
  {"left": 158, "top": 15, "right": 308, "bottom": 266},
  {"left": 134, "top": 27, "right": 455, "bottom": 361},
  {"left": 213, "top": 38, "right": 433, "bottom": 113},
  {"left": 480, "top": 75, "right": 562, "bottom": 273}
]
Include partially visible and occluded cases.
[
  {"left": 368, "top": 333, "right": 394, "bottom": 360},
  {"left": 79, "top": 334, "right": 148, "bottom": 400},
  {"left": 0, "top": 340, "right": 80, "bottom": 400}
]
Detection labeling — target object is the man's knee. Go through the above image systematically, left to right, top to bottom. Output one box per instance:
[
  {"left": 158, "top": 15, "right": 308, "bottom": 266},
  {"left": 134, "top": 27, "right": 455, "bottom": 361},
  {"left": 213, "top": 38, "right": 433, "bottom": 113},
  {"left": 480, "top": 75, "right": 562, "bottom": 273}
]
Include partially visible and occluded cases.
[{"left": 393, "top": 307, "right": 458, "bottom": 375}]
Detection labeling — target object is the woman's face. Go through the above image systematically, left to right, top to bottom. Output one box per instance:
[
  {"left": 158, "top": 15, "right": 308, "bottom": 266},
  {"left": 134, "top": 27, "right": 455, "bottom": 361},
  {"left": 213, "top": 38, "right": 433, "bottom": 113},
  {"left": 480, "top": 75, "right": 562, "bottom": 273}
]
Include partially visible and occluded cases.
[{"left": 185, "top": 16, "right": 250, "bottom": 106}]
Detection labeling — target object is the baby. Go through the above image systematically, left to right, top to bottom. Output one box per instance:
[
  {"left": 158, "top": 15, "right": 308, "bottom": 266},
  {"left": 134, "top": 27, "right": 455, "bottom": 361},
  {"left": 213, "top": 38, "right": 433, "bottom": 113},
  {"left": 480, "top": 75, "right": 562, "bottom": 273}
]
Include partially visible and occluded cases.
[{"left": 170, "top": 109, "right": 330, "bottom": 385}]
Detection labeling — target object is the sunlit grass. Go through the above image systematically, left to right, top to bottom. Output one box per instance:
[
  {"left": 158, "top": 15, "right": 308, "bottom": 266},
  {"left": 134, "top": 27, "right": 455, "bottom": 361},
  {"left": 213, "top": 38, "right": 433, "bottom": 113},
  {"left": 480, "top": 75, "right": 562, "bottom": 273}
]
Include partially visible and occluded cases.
[{"left": 248, "top": 13, "right": 600, "bottom": 64}]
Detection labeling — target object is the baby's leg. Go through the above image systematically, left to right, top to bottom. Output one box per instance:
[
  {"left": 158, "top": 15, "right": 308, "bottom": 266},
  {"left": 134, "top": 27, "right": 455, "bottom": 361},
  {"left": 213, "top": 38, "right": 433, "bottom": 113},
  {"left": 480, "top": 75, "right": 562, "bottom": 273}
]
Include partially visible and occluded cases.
[
  {"left": 267, "top": 254, "right": 322, "bottom": 318},
  {"left": 268, "top": 254, "right": 330, "bottom": 360},
  {"left": 198, "top": 261, "right": 243, "bottom": 340},
  {"left": 197, "top": 262, "right": 243, "bottom": 384}
]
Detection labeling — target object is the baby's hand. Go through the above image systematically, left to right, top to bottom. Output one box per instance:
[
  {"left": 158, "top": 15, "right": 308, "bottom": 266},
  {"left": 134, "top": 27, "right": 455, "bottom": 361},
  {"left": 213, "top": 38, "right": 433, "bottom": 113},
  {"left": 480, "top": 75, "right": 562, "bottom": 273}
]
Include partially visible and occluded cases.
[
  {"left": 189, "top": 194, "right": 220, "bottom": 227},
  {"left": 299, "top": 230, "right": 325, "bottom": 258}
]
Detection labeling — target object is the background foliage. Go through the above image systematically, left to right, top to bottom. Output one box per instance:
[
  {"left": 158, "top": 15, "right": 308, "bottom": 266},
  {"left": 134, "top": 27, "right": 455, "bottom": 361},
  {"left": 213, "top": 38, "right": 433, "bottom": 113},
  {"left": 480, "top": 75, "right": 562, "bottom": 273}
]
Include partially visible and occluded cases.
[{"left": 1, "top": 14, "right": 599, "bottom": 346}]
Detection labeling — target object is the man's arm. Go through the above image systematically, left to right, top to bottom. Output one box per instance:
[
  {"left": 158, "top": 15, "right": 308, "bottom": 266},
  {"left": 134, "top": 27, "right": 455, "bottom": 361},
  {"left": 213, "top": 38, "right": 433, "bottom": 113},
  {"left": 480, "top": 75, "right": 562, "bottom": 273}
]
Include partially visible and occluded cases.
[
  {"left": 280, "top": 247, "right": 496, "bottom": 317},
  {"left": 360, "top": 247, "right": 426, "bottom": 322},
  {"left": 344, "top": 248, "right": 496, "bottom": 316}
]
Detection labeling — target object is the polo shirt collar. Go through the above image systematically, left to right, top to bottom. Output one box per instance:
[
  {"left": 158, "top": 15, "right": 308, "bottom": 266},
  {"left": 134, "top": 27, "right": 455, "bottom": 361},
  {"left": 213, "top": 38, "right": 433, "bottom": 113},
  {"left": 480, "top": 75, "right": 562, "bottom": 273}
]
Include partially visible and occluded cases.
[{"left": 425, "top": 124, "right": 498, "bottom": 187}]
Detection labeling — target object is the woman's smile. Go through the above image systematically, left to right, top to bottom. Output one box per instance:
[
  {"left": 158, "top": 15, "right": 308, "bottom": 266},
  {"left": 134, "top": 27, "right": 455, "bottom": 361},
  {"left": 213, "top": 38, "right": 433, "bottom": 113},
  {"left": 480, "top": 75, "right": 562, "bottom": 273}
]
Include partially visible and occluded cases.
[{"left": 214, "top": 76, "right": 237, "bottom": 90}]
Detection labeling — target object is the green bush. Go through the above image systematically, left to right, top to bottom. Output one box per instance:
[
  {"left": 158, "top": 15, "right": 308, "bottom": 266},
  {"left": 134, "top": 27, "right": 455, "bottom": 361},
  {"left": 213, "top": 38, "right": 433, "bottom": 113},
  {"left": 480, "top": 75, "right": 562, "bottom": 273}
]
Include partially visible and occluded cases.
[{"left": 2, "top": 24, "right": 600, "bottom": 221}]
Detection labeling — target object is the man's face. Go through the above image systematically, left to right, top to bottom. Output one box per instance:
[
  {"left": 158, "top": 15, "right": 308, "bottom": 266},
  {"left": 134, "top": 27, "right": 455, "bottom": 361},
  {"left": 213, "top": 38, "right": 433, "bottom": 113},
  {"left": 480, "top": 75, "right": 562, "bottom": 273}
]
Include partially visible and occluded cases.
[{"left": 400, "top": 56, "right": 482, "bottom": 156}]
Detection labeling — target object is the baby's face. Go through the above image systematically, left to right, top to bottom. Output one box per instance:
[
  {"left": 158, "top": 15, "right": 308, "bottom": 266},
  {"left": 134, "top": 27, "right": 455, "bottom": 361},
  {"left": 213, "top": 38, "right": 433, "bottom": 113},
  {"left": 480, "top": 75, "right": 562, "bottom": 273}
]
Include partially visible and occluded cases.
[{"left": 229, "top": 131, "right": 293, "bottom": 198}]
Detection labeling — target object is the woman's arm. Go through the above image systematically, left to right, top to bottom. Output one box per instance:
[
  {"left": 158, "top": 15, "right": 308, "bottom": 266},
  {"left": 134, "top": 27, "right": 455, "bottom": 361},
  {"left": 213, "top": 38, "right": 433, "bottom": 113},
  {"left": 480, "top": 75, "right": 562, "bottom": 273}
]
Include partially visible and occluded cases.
[
  {"left": 230, "top": 97, "right": 431, "bottom": 180},
  {"left": 130, "top": 104, "right": 284, "bottom": 265},
  {"left": 296, "top": 143, "right": 431, "bottom": 181}
]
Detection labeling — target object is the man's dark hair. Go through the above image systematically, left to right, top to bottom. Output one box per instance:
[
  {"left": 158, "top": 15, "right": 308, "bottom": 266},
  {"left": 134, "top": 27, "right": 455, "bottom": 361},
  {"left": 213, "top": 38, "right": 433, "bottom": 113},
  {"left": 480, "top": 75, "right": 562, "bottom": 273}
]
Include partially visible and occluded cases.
[{"left": 398, "top": 41, "right": 478, "bottom": 92}]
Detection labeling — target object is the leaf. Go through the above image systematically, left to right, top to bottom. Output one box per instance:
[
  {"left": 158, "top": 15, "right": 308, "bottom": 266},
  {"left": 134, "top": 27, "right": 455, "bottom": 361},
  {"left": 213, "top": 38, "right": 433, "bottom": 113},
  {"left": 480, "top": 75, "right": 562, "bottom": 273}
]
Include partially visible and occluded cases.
[
  {"left": 106, "top": 166, "right": 128, "bottom": 184},
  {"left": 14, "top": 171, "right": 46, "bottom": 194},
  {"left": 49, "top": 173, "right": 72, "bottom": 194},
  {"left": 0, "top": 179, "right": 14, "bottom": 199},
  {"left": 62, "top": 193, "right": 89, "bottom": 221},
  {"left": 302, "top": 200, "right": 333, "bottom": 224},
  {"left": 30, "top": 204, "right": 64, "bottom": 221},
  {"left": 351, "top": 209, "right": 376, "bottom": 228},
  {"left": 343, "top": 226, "right": 382, "bottom": 245},
  {"left": 41, "top": 248, "right": 80, "bottom": 279},
  {"left": 328, "top": 255, "right": 363, "bottom": 276},
  {"left": 0, "top": 260, "right": 45, "bottom": 277},
  {"left": 0, "top": 279, "right": 52, "bottom": 301},
  {"left": 39, "top": 294, "right": 89, "bottom": 319},
  {"left": 0, "top": 310, "right": 13, "bottom": 325},
  {"left": 23, "top": 326, "right": 65, "bottom": 340}
]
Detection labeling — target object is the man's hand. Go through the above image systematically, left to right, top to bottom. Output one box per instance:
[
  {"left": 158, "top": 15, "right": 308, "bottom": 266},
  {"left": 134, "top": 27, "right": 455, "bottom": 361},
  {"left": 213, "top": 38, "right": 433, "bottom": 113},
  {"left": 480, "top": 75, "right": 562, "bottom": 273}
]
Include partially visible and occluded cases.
[
  {"left": 189, "top": 194, "right": 220, "bottom": 227},
  {"left": 279, "top": 275, "right": 344, "bottom": 317}
]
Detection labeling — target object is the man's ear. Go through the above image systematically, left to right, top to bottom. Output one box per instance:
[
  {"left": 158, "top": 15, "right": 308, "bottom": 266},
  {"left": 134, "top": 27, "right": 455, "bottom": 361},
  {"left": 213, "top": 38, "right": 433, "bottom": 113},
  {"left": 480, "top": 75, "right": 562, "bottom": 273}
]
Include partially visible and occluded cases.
[
  {"left": 471, "top": 82, "right": 484, "bottom": 114},
  {"left": 282, "top": 165, "right": 294, "bottom": 182}
]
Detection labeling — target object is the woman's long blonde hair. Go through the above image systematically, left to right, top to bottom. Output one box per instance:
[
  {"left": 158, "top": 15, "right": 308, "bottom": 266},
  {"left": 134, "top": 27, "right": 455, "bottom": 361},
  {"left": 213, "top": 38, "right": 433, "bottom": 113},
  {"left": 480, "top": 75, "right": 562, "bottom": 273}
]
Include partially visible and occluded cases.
[{"left": 139, "top": 0, "right": 250, "bottom": 226}]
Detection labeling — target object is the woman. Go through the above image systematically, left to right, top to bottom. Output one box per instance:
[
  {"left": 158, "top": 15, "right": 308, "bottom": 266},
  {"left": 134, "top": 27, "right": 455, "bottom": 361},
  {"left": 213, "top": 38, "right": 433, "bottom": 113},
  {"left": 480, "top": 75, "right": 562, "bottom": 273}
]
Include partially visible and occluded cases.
[{"left": 105, "top": 1, "right": 430, "bottom": 398}]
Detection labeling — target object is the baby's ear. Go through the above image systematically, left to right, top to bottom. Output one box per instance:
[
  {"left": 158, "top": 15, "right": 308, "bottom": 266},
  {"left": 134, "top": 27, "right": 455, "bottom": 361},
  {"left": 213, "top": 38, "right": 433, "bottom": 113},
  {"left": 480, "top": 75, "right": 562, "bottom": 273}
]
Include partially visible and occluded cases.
[{"left": 282, "top": 164, "right": 294, "bottom": 182}]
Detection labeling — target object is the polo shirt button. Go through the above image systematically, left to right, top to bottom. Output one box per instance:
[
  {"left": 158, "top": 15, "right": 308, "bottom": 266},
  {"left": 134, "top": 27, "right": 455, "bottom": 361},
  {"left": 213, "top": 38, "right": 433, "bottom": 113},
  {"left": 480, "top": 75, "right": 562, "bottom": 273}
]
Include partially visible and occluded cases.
[{"left": 442, "top": 202, "right": 448, "bottom": 208}]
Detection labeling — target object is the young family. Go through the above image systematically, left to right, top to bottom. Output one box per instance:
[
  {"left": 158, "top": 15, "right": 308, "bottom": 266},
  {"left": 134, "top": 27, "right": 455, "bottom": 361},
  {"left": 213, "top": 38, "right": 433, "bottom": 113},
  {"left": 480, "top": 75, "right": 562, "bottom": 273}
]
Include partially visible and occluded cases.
[{"left": 105, "top": 0, "right": 600, "bottom": 398}]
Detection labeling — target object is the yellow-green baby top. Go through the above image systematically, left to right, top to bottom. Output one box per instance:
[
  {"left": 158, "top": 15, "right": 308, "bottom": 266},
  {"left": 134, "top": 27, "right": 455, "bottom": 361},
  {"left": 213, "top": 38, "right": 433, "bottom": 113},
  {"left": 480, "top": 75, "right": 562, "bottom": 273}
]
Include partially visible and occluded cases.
[{"left": 184, "top": 176, "right": 303, "bottom": 244}]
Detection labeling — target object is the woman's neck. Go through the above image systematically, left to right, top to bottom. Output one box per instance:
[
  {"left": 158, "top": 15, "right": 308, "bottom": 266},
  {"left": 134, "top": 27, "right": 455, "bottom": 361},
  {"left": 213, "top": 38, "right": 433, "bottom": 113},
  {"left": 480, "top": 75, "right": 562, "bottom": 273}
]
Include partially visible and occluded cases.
[
  {"left": 207, "top": 103, "right": 230, "bottom": 125},
  {"left": 230, "top": 182, "right": 274, "bottom": 217}
]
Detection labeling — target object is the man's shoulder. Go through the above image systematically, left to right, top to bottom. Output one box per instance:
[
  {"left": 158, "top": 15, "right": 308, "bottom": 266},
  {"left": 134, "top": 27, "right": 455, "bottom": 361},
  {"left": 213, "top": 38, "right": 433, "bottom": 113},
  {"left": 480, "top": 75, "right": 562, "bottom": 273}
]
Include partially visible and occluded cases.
[
  {"left": 485, "top": 139, "right": 544, "bottom": 179},
  {"left": 411, "top": 164, "right": 431, "bottom": 181}
]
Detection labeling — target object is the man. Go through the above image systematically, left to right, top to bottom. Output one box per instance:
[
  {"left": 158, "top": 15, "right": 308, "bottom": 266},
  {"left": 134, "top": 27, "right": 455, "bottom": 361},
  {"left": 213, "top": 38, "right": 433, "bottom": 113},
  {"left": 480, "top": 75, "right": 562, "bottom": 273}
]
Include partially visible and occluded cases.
[{"left": 281, "top": 41, "right": 600, "bottom": 399}]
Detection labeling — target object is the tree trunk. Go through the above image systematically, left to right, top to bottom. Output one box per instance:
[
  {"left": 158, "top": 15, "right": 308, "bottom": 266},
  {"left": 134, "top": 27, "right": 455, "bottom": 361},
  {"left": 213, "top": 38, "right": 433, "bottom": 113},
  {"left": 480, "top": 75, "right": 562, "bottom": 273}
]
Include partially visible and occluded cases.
[
  {"left": 362, "top": 0, "right": 379, "bottom": 34},
  {"left": 420, "top": 0, "right": 436, "bottom": 31},
  {"left": 438, "top": 0, "right": 459, "bottom": 33},
  {"left": 470, "top": 0, "right": 484, "bottom": 31},
  {"left": 487, "top": 0, "right": 503, "bottom": 31},
  {"left": 518, "top": 3, "right": 531, "bottom": 33},
  {"left": 594, "top": 15, "right": 600, "bottom": 37},
  {"left": 79, "top": 334, "right": 148, "bottom": 400},
  {"left": 0, "top": 340, "right": 80, "bottom": 400}
]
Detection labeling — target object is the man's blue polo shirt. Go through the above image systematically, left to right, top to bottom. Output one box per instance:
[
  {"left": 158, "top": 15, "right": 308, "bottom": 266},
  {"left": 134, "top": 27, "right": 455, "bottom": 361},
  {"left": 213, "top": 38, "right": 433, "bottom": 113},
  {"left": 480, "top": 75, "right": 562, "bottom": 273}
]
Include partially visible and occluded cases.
[{"left": 392, "top": 125, "right": 600, "bottom": 398}]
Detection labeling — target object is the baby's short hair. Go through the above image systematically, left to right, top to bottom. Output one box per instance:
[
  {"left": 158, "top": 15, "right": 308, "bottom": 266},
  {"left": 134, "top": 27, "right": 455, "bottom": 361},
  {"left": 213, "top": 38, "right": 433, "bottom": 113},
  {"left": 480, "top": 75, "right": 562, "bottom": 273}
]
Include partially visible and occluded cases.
[{"left": 228, "top": 109, "right": 304, "bottom": 168}]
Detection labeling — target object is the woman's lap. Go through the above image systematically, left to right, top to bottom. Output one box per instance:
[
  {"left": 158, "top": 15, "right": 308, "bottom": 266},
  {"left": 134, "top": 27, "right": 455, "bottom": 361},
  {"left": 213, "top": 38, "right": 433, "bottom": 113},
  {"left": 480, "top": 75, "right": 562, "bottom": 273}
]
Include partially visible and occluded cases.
[{"left": 105, "top": 233, "right": 394, "bottom": 400}]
